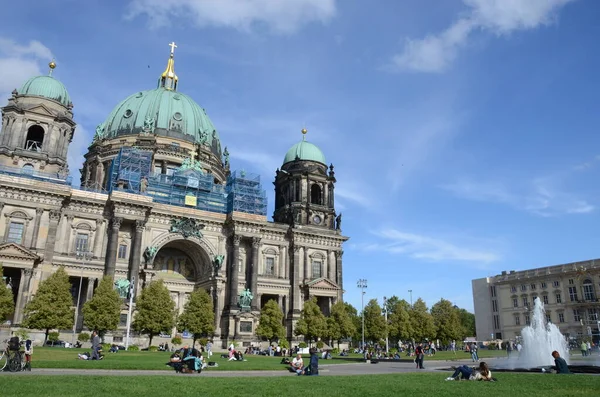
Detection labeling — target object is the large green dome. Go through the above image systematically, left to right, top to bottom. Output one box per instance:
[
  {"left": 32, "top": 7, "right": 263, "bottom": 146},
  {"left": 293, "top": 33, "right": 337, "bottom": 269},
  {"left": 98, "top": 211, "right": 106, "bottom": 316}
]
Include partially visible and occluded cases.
[
  {"left": 19, "top": 75, "right": 71, "bottom": 106},
  {"left": 97, "top": 87, "right": 222, "bottom": 154},
  {"left": 283, "top": 137, "right": 326, "bottom": 165}
]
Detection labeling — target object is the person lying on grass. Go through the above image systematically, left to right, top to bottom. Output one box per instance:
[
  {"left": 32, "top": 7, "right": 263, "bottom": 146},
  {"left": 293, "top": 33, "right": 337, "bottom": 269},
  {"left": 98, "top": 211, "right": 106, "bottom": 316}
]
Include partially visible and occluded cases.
[{"left": 445, "top": 362, "right": 493, "bottom": 381}]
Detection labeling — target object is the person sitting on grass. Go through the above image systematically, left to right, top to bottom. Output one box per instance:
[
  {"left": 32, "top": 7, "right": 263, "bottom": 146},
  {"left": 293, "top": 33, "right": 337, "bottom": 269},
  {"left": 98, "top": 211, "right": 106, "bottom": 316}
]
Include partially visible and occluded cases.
[
  {"left": 180, "top": 345, "right": 202, "bottom": 373},
  {"left": 551, "top": 351, "right": 571, "bottom": 374},
  {"left": 290, "top": 353, "right": 304, "bottom": 375},
  {"left": 446, "top": 362, "right": 493, "bottom": 381}
]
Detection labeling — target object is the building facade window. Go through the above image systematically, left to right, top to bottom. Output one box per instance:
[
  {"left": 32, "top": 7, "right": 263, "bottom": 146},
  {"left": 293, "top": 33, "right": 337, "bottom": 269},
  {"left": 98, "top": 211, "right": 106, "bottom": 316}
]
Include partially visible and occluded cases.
[
  {"left": 6, "top": 221, "right": 25, "bottom": 244},
  {"left": 75, "top": 233, "right": 89, "bottom": 252},
  {"left": 118, "top": 244, "right": 127, "bottom": 259},
  {"left": 264, "top": 257, "right": 275, "bottom": 276},
  {"left": 312, "top": 260, "right": 322, "bottom": 278},
  {"left": 568, "top": 279, "right": 574, "bottom": 285},
  {"left": 582, "top": 279, "right": 595, "bottom": 301},
  {"left": 553, "top": 281, "right": 560, "bottom": 287},
  {"left": 541, "top": 282, "right": 547, "bottom": 289},
  {"left": 530, "top": 283, "right": 536, "bottom": 290},
  {"left": 521, "top": 285, "right": 527, "bottom": 292},
  {"left": 511, "top": 286, "right": 517, "bottom": 293},
  {"left": 568, "top": 287, "right": 578, "bottom": 302},
  {"left": 556, "top": 293, "right": 562, "bottom": 304},
  {"left": 543, "top": 295, "right": 549, "bottom": 305},
  {"left": 522, "top": 297, "right": 529, "bottom": 307},
  {"left": 513, "top": 298, "right": 518, "bottom": 308},
  {"left": 492, "top": 300, "right": 498, "bottom": 312},
  {"left": 588, "top": 308, "right": 599, "bottom": 322},
  {"left": 573, "top": 309, "right": 581, "bottom": 322},
  {"left": 558, "top": 313, "right": 565, "bottom": 323},
  {"left": 514, "top": 314, "right": 521, "bottom": 326},
  {"left": 525, "top": 314, "right": 531, "bottom": 326},
  {"left": 546, "top": 314, "right": 551, "bottom": 323},
  {"left": 493, "top": 315, "right": 500, "bottom": 330}
]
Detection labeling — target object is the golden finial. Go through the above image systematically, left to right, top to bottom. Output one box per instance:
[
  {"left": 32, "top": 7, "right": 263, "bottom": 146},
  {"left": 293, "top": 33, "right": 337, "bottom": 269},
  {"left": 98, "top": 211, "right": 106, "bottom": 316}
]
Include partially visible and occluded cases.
[
  {"left": 160, "top": 42, "right": 179, "bottom": 90},
  {"left": 48, "top": 59, "right": 56, "bottom": 76},
  {"left": 301, "top": 128, "right": 307, "bottom": 134}
]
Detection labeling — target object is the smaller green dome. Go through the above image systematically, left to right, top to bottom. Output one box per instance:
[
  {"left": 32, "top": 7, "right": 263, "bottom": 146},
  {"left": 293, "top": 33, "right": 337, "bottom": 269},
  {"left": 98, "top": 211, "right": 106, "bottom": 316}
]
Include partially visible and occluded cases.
[
  {"left": 19, "top": 75, "right": 71, "bottom": 106},
  {"left": 283, "top": 138, "right": 326, "bottom": 165}
]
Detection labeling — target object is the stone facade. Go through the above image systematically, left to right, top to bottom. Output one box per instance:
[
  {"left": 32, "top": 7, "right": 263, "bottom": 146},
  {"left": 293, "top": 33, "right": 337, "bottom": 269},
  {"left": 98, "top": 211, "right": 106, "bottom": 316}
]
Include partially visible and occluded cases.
[
  {"left": 0, "top": 60, "right": 348, "bottom": 348},
  {"left": 472, "top": 259, "right": 600, "bottom": 343}
]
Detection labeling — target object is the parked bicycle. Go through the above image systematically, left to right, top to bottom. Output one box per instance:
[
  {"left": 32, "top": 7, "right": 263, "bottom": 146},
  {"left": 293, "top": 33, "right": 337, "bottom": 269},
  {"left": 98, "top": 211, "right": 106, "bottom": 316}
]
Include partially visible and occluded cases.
[{"left": 1, "top": 337, "right": 27, "bottom": 372}]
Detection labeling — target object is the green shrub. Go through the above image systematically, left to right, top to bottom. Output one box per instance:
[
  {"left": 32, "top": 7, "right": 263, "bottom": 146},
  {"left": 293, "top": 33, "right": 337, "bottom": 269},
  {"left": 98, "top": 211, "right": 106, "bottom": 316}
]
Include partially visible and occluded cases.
[
  {"left": 14, "top": 329, "right": 29, "bottom": 340},
  {"left": 48, "top": 332, "right": 60, "bottom": 342},
  {"left": 78, "top": 333, "right": 90, "bottom": 343},
  {"left": 171, "top": 336, "right": 182, "bottom": 346},
  {"left": 198, "top": 337, "right": 208, "bottom": 346},
  {"left": 279, "top": 339, "right": 290, "bottom": 349},
  {"left": 316, "top": 340, "right": 324, "bottom": 349},
  {"left": 298, "top": 342, "right": 307, "bottom": 348},
  {"left": 488, "top": 342, "right": 497, "bottom": 350},
  {"left": 102, "top": 343, "right": 111, "bottom": 351},
  {"left": 127, "top": 345, "right": 139, "bottom": 351},
  {"left": 148, "top": 345, "right": 159, "bottom": 352},
  {"left": 331, "top": 348, "right": 340, "bottom": 354},
  {"left": 389, "top": 348, "right": 398, "bottom": 355}
]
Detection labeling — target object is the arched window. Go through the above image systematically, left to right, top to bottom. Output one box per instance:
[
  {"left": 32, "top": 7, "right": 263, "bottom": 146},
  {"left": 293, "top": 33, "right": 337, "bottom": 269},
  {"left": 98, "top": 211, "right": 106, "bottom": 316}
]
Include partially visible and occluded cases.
[
  {"left": 25, "top": 125, "right": 44, "bottom": 152},
  {"left": 22, "top": 164, "right": 34, "bottom": 175},
  {"left": 310, "top": 184, "right": 322, "bottom": 205},
  {"left": 583, "top": 279, "right": 596, "bottom": 301}
]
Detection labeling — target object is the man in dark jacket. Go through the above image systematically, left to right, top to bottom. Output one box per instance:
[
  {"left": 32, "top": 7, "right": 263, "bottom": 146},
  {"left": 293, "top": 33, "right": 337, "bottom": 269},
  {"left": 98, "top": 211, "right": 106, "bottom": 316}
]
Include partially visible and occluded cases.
[
  {"left": 91, "top": 331, "right": 101, "bottom": 360},
  {"left": 551, "top": 351, "right": 571, "bottom": 374}
]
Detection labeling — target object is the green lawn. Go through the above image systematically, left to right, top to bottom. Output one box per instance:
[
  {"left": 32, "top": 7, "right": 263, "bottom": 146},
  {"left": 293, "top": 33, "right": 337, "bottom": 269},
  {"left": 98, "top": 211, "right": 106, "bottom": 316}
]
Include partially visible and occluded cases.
[
  {"left": 30, "top": 347, "right": 351, "bottom": 370},
  {"left": 1, "top": 373, "right": 596, "bottom": 397}
]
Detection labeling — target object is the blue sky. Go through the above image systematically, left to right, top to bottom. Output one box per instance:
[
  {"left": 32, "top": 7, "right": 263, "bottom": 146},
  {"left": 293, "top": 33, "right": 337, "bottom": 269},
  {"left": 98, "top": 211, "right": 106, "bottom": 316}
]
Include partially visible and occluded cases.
[{"left": 1, "top": 0, "right": 599, "bottom": 313}]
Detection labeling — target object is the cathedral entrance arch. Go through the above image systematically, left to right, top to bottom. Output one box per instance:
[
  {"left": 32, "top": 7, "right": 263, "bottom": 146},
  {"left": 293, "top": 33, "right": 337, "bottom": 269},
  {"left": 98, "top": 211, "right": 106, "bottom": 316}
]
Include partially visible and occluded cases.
[{"left": 150, "top": 238, "right": 213, "bottom": 283}]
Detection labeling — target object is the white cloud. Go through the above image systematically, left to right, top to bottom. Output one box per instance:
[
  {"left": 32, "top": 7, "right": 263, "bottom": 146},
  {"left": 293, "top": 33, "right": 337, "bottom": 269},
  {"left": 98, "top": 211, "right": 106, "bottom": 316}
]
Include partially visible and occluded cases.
[
  {"left": 127, "top": 0, "right": 336, "bottom": 33},
  {"left": 392, "top": 0, "right": 576, "bottom": 73},
  {"left": 0, "top": 38, "right": 53, "bottom": 101},
  {"left": 442, "top": 177, "right": 594, "bottom": 216},
  {"left": 356, "top": 228, "right": 500, "bottom": 264}
]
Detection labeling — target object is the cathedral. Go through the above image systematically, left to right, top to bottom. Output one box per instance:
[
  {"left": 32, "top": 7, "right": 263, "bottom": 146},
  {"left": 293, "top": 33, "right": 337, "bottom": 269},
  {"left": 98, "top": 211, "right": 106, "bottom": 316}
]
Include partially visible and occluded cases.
[{"left": 0, "top": 43, "right": 347, "bottom": 347}]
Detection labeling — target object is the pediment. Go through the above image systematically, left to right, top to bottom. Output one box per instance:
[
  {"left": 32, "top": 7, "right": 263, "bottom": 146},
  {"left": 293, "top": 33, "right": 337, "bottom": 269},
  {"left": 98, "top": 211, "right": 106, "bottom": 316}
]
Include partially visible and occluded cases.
[
  {"left": 27, "top": 104, "right": 55, "bottom": 117},
  {"left": 0, "top": 242, "right": 40, "bottom": 261},
  {"left": 306, "top": 277, "right": 339, "bottom": 290}
]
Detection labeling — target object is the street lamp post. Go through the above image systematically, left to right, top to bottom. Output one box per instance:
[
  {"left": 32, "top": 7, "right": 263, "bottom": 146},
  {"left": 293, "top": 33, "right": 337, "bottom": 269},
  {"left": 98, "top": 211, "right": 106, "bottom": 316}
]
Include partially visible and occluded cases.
[
  {"left": 72, "top": 250, "right": 93, "bottom": 345},
  {"left": 125, "top": 276, "right": 135, "bottom": 350},
  {"left": 357, "top": 279, "right": 367, "bottom": 349},
  {"left": 408, "top": 290, "right": 413, "bottom": 306},
  {"left": 383, "top": 296, "right": 389, "bottom": 355}
]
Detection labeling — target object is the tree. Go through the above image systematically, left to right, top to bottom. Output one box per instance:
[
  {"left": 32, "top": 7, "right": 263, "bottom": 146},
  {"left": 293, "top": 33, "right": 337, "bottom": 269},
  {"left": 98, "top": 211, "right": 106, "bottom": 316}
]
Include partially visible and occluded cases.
[
  {"left": 0, "top": 264, "right": 15, "bottom": 321},
  {"left": 22, "top": 267, "right": 74, "bottom": 343},
  {"left": 82, "top": 276, "right": 121, "bottom": 337},
  {"left": 133, "top": 279, "right": 175, "bottom": 346},
  {"left": 177, "top": 288, "right": 214, "bottom": 345},
  {"left": 383, "top": 295, "right": 400, "bottom": 315},
  {"left": 294, "top": 296, "right": 327, "bottom": 344},
  {"left": 408, "top": 298, "right": 435, "bottom": 342},
  {"left": 256, "top": 299, "right": 286, "bottom": 344},
  {"left": 363, "top": 299, "right": 386, "bottom": 343},
  {"left": 388, "top": 299, "right": 412, "bottom": 343},
  {"left": 431, "top": 299, "right": 462, "bottom": 344},
  {"left": 326, "top": 301, "right": 356, "bottom": 348},
  {"left": 343, "top": 302, "right": 361, "bottom": 345},
  {"left": 457, "top": 308, "right": 476, "bottom": 338}
]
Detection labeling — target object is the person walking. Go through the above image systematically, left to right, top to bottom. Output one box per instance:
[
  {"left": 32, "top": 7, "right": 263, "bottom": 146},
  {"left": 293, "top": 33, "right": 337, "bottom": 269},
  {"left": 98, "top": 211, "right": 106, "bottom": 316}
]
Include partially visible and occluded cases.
[
  {"left": 91, "top": 331, "right": 101, "bottom": 360},
  {"left": 414, "top": 343, "right": 425, "bottom": 369}
]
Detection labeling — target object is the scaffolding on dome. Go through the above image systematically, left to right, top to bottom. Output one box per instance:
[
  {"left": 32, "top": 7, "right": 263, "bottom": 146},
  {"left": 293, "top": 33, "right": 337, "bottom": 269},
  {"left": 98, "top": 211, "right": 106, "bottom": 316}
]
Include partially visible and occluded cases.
[
  {"left": 108, "top": 148, "right": 267, "bottom": 216},
  {"left": 225, "top": 170, "right": 268, "bottom": 216}
]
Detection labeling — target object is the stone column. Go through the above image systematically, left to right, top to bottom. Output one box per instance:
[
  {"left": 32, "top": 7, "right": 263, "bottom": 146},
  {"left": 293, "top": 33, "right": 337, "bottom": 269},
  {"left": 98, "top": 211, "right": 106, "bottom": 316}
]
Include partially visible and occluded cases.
[
  {"left": 29, "top": 207, "right": 43, "bottom": 249},
  {"left": 43, "top": 209, "right": 62, "bottom": 264},
  {"left": 104, "top": 217, "right": 123, "bottom": 277},
  {"left": 93, "top": 218, "right": 104, "bottom": 257},
  {"left": 128, "top": 219, "right": 146, "bottom": 294},
  {"left": 229, "top": 235, "right": 241, "bottom": 309},
  {"left": 250, "top": 237, "right": 260, "bottom": 310},
  {"left": 291, "top": 245, "right": 301, "bottom": 314},
  {"left": 280, "top": 246, "right": 287, "bottom": 279},
  {"left": 303, "top": 247, "right": 309, "bottom": 280},
  {"left": 328, "top": 250, "right": 335, "bottom": 281},
  {"left": 336, "top": 250, "right": 343, "bottom": 301},
  {"left": 13, "top": 268, "right": 32, "bottom": 324},
  {"left": 86, "top": 278, "right": 96, "bottom": 300},
  {"left": 214, "top": 287, "right": 222, "bottom": 335},
  {"left": 278, "top": 295, "right": 283, "bottom": 311}
]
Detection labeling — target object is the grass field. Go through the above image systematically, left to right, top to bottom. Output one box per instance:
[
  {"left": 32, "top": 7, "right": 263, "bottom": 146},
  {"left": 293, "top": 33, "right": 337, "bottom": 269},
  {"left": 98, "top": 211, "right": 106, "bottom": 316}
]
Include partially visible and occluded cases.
[{"left": 1, "top": 373, "right": 596, "bottom": 397}]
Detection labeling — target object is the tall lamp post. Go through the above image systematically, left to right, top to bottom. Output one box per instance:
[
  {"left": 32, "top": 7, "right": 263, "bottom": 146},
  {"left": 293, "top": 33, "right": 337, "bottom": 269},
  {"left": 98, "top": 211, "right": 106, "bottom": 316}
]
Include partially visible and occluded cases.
[
  {"left": 72, "top": 250, "right": 93, "bottom": 345},
  {"left": 125, "top": 276, "right": 135, "bottom": 350},
  {"left": 357, "top": 279, "right": 367, "bottom": 349},
  {"left": 408, "top": 290, "right": 413, "bottom": 306},
  {"left": 383, "top": 296, "right": 389, "bottom": 355}
]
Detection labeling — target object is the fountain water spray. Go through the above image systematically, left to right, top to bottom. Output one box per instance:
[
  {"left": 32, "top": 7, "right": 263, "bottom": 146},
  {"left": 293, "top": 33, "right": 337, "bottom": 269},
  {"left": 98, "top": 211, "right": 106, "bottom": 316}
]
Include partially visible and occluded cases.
[{"left": 519, "top": 297, "right": 570, "bottom": 367}]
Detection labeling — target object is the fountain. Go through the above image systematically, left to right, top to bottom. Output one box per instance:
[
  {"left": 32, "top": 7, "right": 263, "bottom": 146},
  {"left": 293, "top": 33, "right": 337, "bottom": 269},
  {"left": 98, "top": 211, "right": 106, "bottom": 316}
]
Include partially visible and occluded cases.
[{"left": 518, "top": 297, "right": 569, "bottom": 367}]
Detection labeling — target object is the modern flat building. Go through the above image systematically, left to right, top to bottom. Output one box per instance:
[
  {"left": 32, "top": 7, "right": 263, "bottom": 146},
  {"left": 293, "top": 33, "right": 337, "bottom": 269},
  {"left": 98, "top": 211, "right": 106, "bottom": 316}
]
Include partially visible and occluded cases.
[
  {"left": 0, "top": 44, "right": 347, "bottom": 347},
  {"left": 472, "top": 259, "right": 600, "bottom": 342}
]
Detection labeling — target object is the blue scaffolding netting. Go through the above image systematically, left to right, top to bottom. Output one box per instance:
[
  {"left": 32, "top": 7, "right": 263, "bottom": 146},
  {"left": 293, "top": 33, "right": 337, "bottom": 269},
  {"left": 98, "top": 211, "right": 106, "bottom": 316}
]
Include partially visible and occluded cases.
[{"left": 107, "top": 147, "right": 267, "bottom": 216}]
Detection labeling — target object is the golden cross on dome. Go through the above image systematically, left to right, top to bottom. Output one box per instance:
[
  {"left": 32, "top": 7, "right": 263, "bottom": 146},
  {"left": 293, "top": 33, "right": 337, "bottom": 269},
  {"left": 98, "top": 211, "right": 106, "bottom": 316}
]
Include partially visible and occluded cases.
[{"left": 169, "top": 41, "right": 177, "bottom": 55}]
